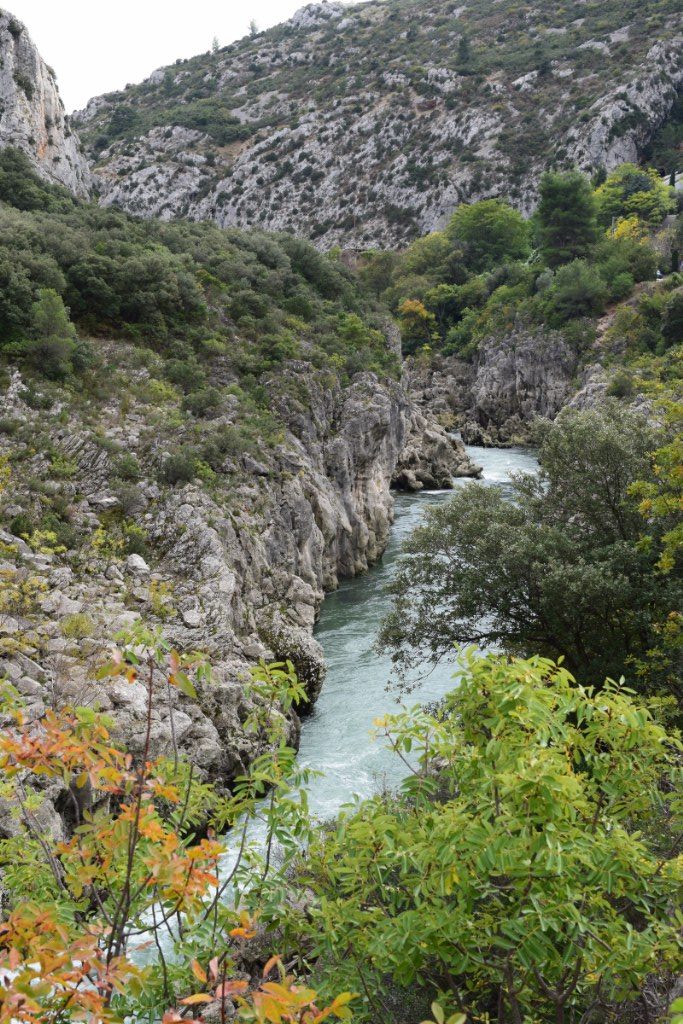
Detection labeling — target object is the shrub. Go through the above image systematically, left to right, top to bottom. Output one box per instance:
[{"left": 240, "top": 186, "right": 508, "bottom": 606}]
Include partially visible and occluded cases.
[
  {"left": 595, "top": 163, "right": 675, "bottom": 226},
  {"left": 446, "top": 198, "right": 530, "bottom": 273},
  {"left": 544, "top": 259, "right": 608, "bottom": 324},
  {"left": 608, "top": 270, "right": 634, "bottom": 301},
  {"left": 662, "top": 289, "right": 683, "bottom": 347},
  {"left": 164, "top": 358, "right": 206, "bottom": 393},
  {"left": 606, "top": 369, "right": 635, "bottom": 398},
  {"left": 183, "top": 386, "right": 223, "bottom": 417},
  {"left": 160, "top": 447, "right": 197, "bottom": 485},
  {"left": 114, "top": 452, "right": 142, "bottom": 481},
  {"left": 60, "top": 612, "right": 95, "bottom": 639},
  {"left": 298, "top": 653, "right": 682, "bottom": 1024}
]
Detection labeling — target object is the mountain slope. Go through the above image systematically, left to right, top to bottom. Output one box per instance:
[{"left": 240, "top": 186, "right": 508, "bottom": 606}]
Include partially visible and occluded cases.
[
  {"left": 75, "top": 0, "right": 682, "bottom": 248},
  {"left": 0, "top": 10, "right": 91, "bottom": 195}
]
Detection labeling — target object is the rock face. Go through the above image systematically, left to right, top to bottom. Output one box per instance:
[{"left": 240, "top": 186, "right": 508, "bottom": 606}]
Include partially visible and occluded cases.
[
  {"left": 74, "top": 0, "right": 682, "bottom": 248},
  {"left": 0, "top": 12, "right": 91, "bottom": 196},
  {"left": 407, "top": 328, "right": 579, "bottom": 446},
  {"left": 461, "top": 328, "right": 579, "bottom": 445},
  {"left": 0, "top": 360, "right": 478, "bottom": 810},
  {"left": 393, "top": 403, "right": 481, "bottom": 490}
]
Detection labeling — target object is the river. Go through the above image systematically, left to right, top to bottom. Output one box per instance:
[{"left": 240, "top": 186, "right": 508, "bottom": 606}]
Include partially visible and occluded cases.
[{"left": 297, "top": 443, "right": 539, "bottom": 821}]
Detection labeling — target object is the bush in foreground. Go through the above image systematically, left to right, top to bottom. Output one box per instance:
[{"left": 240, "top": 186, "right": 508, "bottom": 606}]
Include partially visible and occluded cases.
[{"left": 296, "top": 652, "right": 682, "bottom": 1023}]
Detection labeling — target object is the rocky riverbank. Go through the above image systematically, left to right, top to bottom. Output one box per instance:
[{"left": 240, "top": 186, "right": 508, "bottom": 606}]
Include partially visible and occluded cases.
[{"left": 0, "top": 357, "right": 478, "bottom": 840}]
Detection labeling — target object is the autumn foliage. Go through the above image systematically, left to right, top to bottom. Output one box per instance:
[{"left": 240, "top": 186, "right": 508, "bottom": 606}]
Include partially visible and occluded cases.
[{"left": 0, "top": 630, "right": 354, "bottom": 1024}]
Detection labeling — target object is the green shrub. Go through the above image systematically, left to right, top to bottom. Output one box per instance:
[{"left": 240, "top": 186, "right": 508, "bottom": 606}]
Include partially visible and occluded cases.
[
  {"left": 544, "top": 259, "right": 608, "bottom": 324},
  {"left": 606, "top": 369, "right": 635, "bottom": 398},
  {"left": 182, "top": 386, "right": 222, "bottom": 417},
  {"left": 160, "top": 448, "right": 197, "bottom": 485},
  {"left": 114, "top": 453, "right": 142, "bottom": 481},
  {"left": 60, "top": 613, "right": 95, "bottom": 640},
  {"left": 297, "top": 653, "right": 682, "bottom": 1024}
]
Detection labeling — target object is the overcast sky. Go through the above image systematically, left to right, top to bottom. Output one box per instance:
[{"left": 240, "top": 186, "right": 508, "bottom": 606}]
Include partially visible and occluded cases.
[{"left": 6, "top": 0, "right": 345, "bottom": 112}]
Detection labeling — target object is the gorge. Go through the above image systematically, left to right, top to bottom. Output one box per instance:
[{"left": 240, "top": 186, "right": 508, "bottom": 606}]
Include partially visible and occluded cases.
[{"left": 0, "top": 2, "right": 680, "bottom": 1022}]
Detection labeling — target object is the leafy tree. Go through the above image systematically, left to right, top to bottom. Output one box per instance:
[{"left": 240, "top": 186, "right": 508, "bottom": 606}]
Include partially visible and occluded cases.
[
  {"left": 456, "top": 35, "right": 471, "bottom": 66},
  {"left": 0, "top": 148, "right": 67, "bottom": 212},
  {"left": 595, "top": 163, "right": 675, "bottom": 227},
  {"left": 536, "top": 170, "right": 599, "bottom": 267},
  {"left": 446, "top": 199, "right": 530, "bottom": 273},
  {"left": 0, "top": 257, "right": 34, "bottom": 340},
  {"left": 31, "top": 287, "right": 76, "bottom": 341},
  {"left": 662, "top": 288, "right": 683, "bottom": 346},
  {"left": 398, "top": 298, "right": 437, "bottom": 354},
  {"left": 379, "top": 406, "right": 682, "bottom": 696},
  {"left": 300, "top": 653, "right": 682, "bottom": 1024}
]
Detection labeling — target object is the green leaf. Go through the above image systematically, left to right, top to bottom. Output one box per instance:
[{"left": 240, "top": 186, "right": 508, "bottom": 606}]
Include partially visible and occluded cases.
[{"left": 174, "top": 671, "right": 197, "bottom": 699}]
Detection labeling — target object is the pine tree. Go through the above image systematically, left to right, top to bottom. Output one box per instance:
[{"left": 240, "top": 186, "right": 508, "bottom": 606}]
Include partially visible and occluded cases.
[{"left": 536, "top": 170, "right": 599, "bottom": 267}]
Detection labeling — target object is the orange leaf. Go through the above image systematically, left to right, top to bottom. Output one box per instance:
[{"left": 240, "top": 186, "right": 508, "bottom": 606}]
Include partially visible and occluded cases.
[
  {"left": 263, "top": 955, "right": 282, "bottom": 979},
  {"left": 191, "top": 960, "right": 207, "bottom": 984},
  {"left": 215, "top": 980, "right": 248, "bottom": 999},
  {"left": 180, "top": 993, "right": 213, "bottom": 1005}
]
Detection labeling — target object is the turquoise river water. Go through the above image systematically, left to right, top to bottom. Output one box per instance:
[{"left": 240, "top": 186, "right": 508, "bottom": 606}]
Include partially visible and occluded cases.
[{"left": 296, "top": 443, "right": 539, "bottom": 820}]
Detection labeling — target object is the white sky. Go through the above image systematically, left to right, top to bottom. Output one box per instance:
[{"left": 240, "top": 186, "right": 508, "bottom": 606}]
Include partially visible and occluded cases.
[{"left": 5, "top": 0, "right": 345, "bottom": 112}]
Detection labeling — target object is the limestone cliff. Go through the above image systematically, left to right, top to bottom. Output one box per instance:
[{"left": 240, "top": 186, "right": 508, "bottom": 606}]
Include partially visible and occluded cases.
[
  {"left": 0, "top": 11, "right": 91, "bottom": 196},
  {"left": 407, "top": 327, "right": 580, "bottom": 446},
  {"left": 0, "top": 357, "right": 478, "bottom": 796}
]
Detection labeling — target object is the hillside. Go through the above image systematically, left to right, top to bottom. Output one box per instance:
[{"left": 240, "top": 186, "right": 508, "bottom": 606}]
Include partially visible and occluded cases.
[{"left": 75, "top": 0, "right": 682, "bottom": 247}]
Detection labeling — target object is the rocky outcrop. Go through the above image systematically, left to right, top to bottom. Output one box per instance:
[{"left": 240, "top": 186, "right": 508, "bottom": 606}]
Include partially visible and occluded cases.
[
  {"left": 74, "top": 1, "right": 682, "bottom": 248},
  {"left": 0, "top": 12, "right": 91, "bottom": 196},
  {"left": 406, "top": 328, "right": 580, "bottom": 446},
  {"left": 461, "top": 328, "right": 579, "bottom": 445},
  {"left": 0, "top": 360, "right": 477, "bottom": 807},
  {"left": 393, "top": 404, "right": 481, "bottom": 491}
]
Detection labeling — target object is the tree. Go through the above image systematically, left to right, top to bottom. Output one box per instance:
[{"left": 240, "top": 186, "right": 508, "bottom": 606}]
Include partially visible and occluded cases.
[
  {"left": 456, "top": 35, "right": 471, "bottom": 66},
  {"left": 0, "top": 147, "right": 64, "bottom": 212},
  {"left": 595, "top": 163, "right": 675, "bottom": 228},
  {"left": 536, "top": 170, "right": 599, "bottom": 267},
  {"left": 446, "top": 199, "right": 530, "bottom": 273},
  {"left": 543, "top": 258, "right": 608, "bottom": 324},
  {"left": 27, "top": 288, "right": 78, "bottom": 379},
  {"left": 661, "top": 288, "right": 683, "bottom": 346},
  {"left": 397, "top": 298, "right": 437, "bottom": 354},
  {"left": 378, "top": 405, "right": 682, "bottom": 696},
  {"left": 300, "top": 653, "right": 682, "bottom": 1024}
]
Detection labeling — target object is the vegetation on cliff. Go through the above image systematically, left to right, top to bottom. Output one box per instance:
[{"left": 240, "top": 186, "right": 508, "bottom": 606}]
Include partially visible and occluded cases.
[
  {"left": 0, "top": 4, "right": 680, "bottom": 1016},
  {"left": 0, "top": 147, "right": 398, "bottom": 390},
  {"left": 361, "top": 163, "right": 680, "bottom": 361},
  {"left": 0, "top": 622, "right": 679, "bottom": 1024}
]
